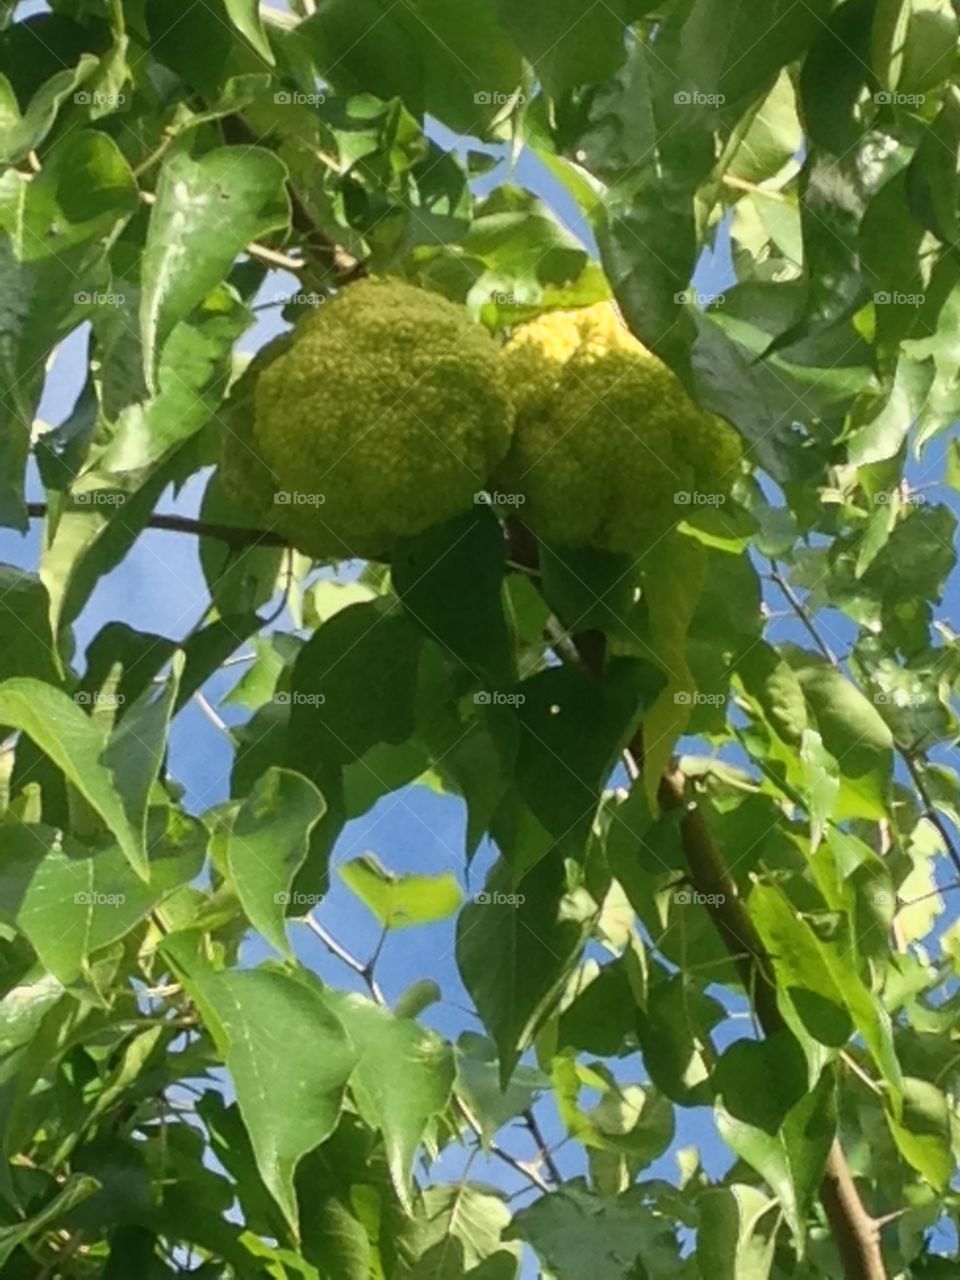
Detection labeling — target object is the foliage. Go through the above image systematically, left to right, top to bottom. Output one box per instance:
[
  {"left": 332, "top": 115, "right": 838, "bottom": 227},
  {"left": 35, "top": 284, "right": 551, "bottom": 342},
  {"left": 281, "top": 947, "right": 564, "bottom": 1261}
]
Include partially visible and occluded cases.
[{"left": 0, "top": 1, "right": 959, "bottom": 1278}]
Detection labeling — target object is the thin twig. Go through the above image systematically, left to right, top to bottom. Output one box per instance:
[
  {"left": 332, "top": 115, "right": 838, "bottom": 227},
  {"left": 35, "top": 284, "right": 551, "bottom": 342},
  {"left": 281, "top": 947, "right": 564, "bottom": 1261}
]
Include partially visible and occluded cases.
[
  {"left": 768, "top": 561, "right": 840, "bottom": 666},
  {"left": 193, "top": 691, "right": 231, "bottom": 736},
  {"left": 901, "top": 753, "right": 960, "bottom": 880},
  {"left": 303, "top": 915, "right": 387, "bottom": 1007},
  {"left": 456, "top": 1097, "right": 551, "bottom": 1193},
  {"left": 522, "top": 1107, "right": 562, "bottom": 1185},
  {"left": 37, "top": 1231, "right": 83, "bottom": 1280}
]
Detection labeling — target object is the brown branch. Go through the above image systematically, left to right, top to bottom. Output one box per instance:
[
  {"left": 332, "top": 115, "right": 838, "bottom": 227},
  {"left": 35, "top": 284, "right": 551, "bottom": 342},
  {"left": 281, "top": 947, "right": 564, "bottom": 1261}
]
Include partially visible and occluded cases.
[
  {"left": 26, "top": 503, "right": 288, "bottom": 550},
  {"left": 514, "top": 520, "right": 888, "bottom": 1280},
  {"left": 658, "top": 766, "right": 888, "bottom": 1280}
]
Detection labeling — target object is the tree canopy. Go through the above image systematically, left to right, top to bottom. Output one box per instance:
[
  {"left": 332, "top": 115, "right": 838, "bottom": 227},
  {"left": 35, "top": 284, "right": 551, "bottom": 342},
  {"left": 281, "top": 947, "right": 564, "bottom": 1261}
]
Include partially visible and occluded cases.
[{"left": 1, "top": 0, "right": 960, "bottom": 1277}]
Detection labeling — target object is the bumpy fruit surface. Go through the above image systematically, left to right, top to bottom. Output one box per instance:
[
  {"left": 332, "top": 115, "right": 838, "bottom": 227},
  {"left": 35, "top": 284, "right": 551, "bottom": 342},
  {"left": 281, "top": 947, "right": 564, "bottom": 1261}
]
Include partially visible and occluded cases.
[
  {"left": 221, "top": 278, "right": 514, "bottom": 559},
  {"left": 500, "top": 302, "right": 743, "bottom": 553}
]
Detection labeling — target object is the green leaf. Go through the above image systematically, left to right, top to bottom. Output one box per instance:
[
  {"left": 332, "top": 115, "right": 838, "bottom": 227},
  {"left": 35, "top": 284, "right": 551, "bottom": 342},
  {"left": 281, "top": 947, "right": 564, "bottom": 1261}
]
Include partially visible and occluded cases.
[
  {"left": 224, "top": 0, "right": 275, "bottom": 63},
  {"left": 304, "top": 0, "right": 521, "bottom": 135},
  {"left": 398, "top": 0, "right": 523, "bottom": 135},
  {"left": 490, "top": 0, "right": 630, "bottom": 96},
  {"left": 678, "top": 0, "right": 834, "bottom": 112},
  {"left": 302, "top": 1, "right": 426, "bottom": 116},
  {"left": 0, "top": 57, "right": 98, "bottom": 164},
  {"left": 140, "top": 147, "right": 289, "bottom": 384},
  {"left": 0, "top": 151, "right": 115, "bottom": 528},
  {"left": 96, "top": 284, "right": 253, "bottom": 474},
  {"left": 39, "top": 449, "right": 194, "bottom": 637},
  {"left": 199, "top": 470, "right": 285, "bottom": 616},
  {"left": 393, "top": 510, "right": 514, "bottom": 689},
  {"left": 639, "top": 535, "right": 708, "bottom": 802},
  {"left": 0, "top": 566, "right": 60, "bottom": 684},
  {"left": 290, "top": 602, "right": 425, "bottom": 772},
  {"left": 786, "top": 649, "right": 894, "bottom": 820},
  {"left": 102, "top": 652, "right": 183, "bottom": 862},
  {"left": 512, "top": 660, "right": 662, "bottom": 854},
  {"left": 0, "top": 680, "right": 145, "bottom": 878},
  {"left": 227, "top": 767, "right": 326, "bottom": 956},
  {"left": 0, "top": 816, "right": 205, "bottom": 984},
  {"left": 339, "top": 854, "right": 462, "bottom": 930},
  {"left": 457, "top": 857, "right": 592, "bottom": 1084},
  {"left": 748, "top": 881, "right": 901, "bottom": 1092},
  {"left": 165, "top": 942, "right": 357, "bottom": 1238},
  {"left": 0, "top": 967, "right": 63, "bottom": 1059},
  {"left": 635, "top": 971, "right": 725, "bottom": 1106},
  {"left": 323, "top": 990, "right": 455, "bottom": 1212},
  {"left": 454, "top": 1033, "right": 547, "bottom": 1147},
  {"left": 553, "top": 1056, "right": 674, "bottom": 1167},
  {"left": 716, "top": 1068, "right": 836, "bottom": 1244},
  {"left": 886, "top": 1077, "right": 953, "bottom": 1191},
  {"left": 0, "top": 1174, "right": 100, "bottom": 1266},
  {"left": 508, "top": 1178, "right": 682, "bottom": 1279},
  {"left": 397, "top": 1182, "right": 517, "bottom": 1275},
  {"left": 696, "top": 1184, "right": 779, "bottom": 1280}
]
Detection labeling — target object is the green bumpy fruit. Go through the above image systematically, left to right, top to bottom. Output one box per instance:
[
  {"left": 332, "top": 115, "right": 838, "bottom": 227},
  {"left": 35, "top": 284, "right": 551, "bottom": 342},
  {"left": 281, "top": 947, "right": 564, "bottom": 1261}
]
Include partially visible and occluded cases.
[
  {"left": 220, "top": 278, "right": 514, "bottom": 560},
  {"left": 499, "top": 302, "right": 743, "bottom": 553}
]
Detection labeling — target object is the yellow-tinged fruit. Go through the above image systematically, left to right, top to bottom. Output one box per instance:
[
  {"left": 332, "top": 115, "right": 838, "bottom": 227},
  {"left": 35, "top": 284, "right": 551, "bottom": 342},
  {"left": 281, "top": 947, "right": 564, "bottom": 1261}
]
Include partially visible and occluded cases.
[
  {"left": 221, "top": 279, "right": 514, "bottom": 560},
  {"left": 500, "top": 302, "right": 744, "bottom": 553}
]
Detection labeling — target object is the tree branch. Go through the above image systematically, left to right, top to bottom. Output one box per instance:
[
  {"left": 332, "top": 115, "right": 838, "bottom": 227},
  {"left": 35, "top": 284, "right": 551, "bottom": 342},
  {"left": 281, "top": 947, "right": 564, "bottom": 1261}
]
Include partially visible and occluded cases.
[
  {"left": 25, "top": 503, "right": 288, "bottom": 550},
  {"left": 513, "top": 520, "right": 889, "bottom": 1280},
  {"left": 901, "top": 752, "right": 960, "bottom": 880},
  {"left": 658, "top": 765, "right": 888, "bottom": 1280},
  {"left": 303, "top": 915, "right": 387, "bottom": 1007},
  {"left": 455, "top": 1098, "right": 551, "bottom": 1193},
  {"left": 522, "top": 1107, "right": 563, "bottom": 1185}
]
